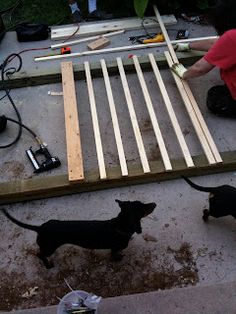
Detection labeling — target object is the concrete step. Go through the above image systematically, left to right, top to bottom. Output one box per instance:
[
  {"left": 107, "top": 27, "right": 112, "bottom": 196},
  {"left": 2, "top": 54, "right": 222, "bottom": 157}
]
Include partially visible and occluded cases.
[{"left": 1, "top": 280, "right": 236, "bottom": 314}]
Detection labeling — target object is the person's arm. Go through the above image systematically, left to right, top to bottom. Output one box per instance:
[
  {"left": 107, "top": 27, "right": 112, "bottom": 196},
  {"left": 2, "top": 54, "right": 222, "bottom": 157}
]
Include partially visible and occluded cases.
[
  {"left": 175, "top": 38, "right": 218, "bottom": 52},
  {"left": 189, "top": 38, "right": 218, "bottom": 51},
  {"left": 171, "top": 57, "right": 215, "bottom": 79},
  {"left": 182, "top": 57, "right": 215, "bottom": 79}
]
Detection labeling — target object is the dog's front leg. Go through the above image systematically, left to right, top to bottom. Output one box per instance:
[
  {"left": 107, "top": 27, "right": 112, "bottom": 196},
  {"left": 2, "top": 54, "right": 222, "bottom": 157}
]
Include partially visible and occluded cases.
[
  {"left": 202, "top": 209, "right": 210, "bottom": 222},
  {"left": 111, "top": 250, "right": 124, "bottom": 261},
  {"left": 37, "top": 251, "right": 54, "bottom": 269}
]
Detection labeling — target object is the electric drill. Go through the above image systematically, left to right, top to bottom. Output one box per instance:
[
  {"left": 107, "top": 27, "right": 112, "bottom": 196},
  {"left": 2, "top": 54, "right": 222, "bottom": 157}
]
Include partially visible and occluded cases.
[{"left": 143, "top": 33, "right": 165, "bottom": 44}]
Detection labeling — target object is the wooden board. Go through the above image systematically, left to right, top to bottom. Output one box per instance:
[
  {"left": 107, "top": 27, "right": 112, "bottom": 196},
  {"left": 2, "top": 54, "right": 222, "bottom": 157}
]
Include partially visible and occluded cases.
[
  {"left": 153, "top": 4, "right": 221, "bottom": 165},
  {"left": 51, "top": 15, "right": 177, "bottom": 40},
  {"left": 87, "top": 37, "right": 110, "bottom": 50},
  {"left": 1, "top": 53, "right": 206, "bottom": 90},
  {"left": 148, "top": 53, "right": 194, "bottom": 168},
  {"left": 132, "top": 55, "right": 172, "bottom": 171},
  {"left": 117, "top": 57, "right": 150, "bottom": 173},
  {"left": 100, "top": 59, "right": 128, "bottom": 177},
  {"left": 61, "top": 61, "right": 84, "bottom": 182},
  {"left": 84, "top": 61, "right": 107, "bottom": 180},
  {"left": 1, "top": 150, "right": 236, "bottom": 205}
]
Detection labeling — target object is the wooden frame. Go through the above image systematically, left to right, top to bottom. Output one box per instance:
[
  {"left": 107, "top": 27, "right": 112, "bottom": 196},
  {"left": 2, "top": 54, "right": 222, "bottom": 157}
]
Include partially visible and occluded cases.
[{"left": 0, "top": 50, "right": 228, "bottom": 204}]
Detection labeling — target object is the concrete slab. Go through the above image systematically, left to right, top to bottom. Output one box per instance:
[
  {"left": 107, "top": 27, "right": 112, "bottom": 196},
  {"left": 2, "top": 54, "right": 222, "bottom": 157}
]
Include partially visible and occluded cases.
[
  {"left": 0, "top": 14, "right": 236, "bottom": 313},
  {"left": 2, "top": 280, "right": 236, "bottom": 314}
]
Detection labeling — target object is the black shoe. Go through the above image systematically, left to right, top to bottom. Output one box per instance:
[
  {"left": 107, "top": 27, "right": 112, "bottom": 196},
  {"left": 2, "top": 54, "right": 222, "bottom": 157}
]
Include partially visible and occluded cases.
[
  {"left": 86, "top": 9, "right": 113, "bottom": 21},
  {"left": 71, "top": 10, "right": 84, "bottom": 23}
]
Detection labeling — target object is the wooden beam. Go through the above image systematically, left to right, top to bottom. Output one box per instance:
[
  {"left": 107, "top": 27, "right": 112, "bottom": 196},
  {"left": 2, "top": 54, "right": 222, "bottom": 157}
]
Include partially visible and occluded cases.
[
  {"left": 153, "top": 4, "right": 221, "bottom": 165},
  {"left": 51, "top": 15, "right": 177, "bottom": 40},
  {"left": 51, "top": 30, "right": 125, "bottom": 50},
  {"left": 165, "top": 51, "right": 216, "bottom": 164},
  {"left": 1, "top": 53, "right": 206, "bottom": 90},
  {"left": 148, "top": 53, "right": 194, "bottom": 168},
  {"left": 132, "top": 55, "right": 172, "bottom": 171},
  {"left": 116, "top": 57, "right": 150, "bottom": 173},
  {"left": 100, "top": 59, "right": 128, "bottom": 176},
  {"left": 61, "top": 61, "right": 84, "bottom": 182},
  {"left": 84, "top": 61, "right": 107, "bottom": 180},
  {"left": 182, "top": 82, "right": 222, "bottom": 163},
  {"left": 1, "top": 150, "right": 236, "bottom": 205}
]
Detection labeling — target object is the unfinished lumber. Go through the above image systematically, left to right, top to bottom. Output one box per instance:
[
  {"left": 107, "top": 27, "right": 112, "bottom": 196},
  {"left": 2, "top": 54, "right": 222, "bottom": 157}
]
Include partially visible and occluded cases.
[
  {"left": 153, "top": 4, "right": 221, "bottom": 164},
  {"left": 153, "top": 5, "right": 178, "bottom": 64},
  {"left": 51, "top": 15, "right": 177, "bottom": 40},
  {"left": 51, "top": 30, "right": 125, "bottom": 50},
  {"left": 36, "top": 36, "right": 216, "bottom": 62},
  {"left": 87, "top": 37, "right": 110, "bottom": 50},
  {"left": 165, "top": 51, "right": 216, "bottom": 164},
  {"left": 148, "top": 53, "right": 194, "bottom": 168},
  {"left": 132, "top": 55, "right": 172, "bottom": 171},
  {"left": 116, "top": 57, "right": 150, "bottom": 173},
  {"left": 100, "top": 59, "right": 128, "bottom": 176},
  {"left": 84, "top": 61, "right": 107, "bottom": 180},
  {"left": 61, "top": 62, "right": 84, "bottom": 182},
  {"left": 182, "top": 82, "right": 222, "bottom": 163},
  {"left": 3, "top": 150, "right": 236, "bottom": 205}
]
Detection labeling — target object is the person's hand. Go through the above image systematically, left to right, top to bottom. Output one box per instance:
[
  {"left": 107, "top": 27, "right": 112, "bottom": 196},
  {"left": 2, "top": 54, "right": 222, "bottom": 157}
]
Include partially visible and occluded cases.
[
  {"left": 174, "top": 43, "right": 190, "bottom": 52},
  {"left": 171, "top": 63, "right": 187, "bottom": 79}
]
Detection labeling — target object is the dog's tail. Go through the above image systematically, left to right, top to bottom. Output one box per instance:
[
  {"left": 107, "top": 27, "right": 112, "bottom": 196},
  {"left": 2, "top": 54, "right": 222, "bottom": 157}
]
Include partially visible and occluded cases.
[
  {"left": 182, "top": 176, "right": 217, "bottom": 193},
  {"left": 1, "top": 208, "right": 40, "bottom": 232}
]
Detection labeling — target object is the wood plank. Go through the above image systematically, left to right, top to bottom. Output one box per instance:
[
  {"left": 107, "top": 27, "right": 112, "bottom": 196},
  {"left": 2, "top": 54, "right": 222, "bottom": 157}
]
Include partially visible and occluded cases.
[
  {"left": 153, "top": 4, "right": 221, "bottom": 164},
  {"left": 153, "top": 5, "right": 178, "bottom": 63},
  {"left": 51, "top": 15, "right": 177, "bottom": 40},
  {"left": 51, "top": 30, "right": 125, "bottom": 50},
  {"left": 87, "top": 37, "right": 110, "bottom": 50},
  {"left": 165, "top": 51, "right": 216, "bottom": 164},
  {"left": 2, "top": 53, "right": 206, "bottom": 90},
  {"left": 148, "top": 53, "right": 194, "bottom": 168},
  {"left": 132, "top": 55, "right": 172, "bottom": 171},
  {"left": 116, "top": 57, "right": 150, "bottom": 173},
  {"left": 100, "top": 59, "right": 128, "bottom": 176},
  {"left": 61, "top": 61, "right": 84, "bottom": 182},
  {"left": 84, "top": 61, "right": 107, "bottom": 179},
  {"left": 182, "top": 82, "right": 223, "bottom": 163},
  {"left": 1, "top": 150, "right": 236, "bottom": 205}
]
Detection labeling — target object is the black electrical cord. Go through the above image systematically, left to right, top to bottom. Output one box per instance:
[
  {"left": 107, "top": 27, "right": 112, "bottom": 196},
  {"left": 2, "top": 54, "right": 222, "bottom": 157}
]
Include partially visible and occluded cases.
[{"left": 0, "top": 52, "right": 41, "bottom": 148}]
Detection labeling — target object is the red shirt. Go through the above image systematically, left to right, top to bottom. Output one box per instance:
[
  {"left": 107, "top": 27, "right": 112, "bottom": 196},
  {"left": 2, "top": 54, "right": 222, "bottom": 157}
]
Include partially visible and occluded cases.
[{"left": 204, "top": 29, "right": 236, "bottom": 100}]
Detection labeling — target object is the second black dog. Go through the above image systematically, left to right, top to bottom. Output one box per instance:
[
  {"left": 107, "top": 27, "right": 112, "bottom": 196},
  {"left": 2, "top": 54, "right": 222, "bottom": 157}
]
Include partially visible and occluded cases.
[
  {"left": 183, "top": 176, "right": 236, "bottom": 221},
  {"left": 1, "top": 199, "right": 156, "bottom": 269}
]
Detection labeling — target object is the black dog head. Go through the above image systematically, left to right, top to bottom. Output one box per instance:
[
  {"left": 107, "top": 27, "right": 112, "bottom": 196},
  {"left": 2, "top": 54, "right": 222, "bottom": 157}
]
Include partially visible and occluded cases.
[{"left": 115, "top": 199, "right": 156, "bottom": 234}]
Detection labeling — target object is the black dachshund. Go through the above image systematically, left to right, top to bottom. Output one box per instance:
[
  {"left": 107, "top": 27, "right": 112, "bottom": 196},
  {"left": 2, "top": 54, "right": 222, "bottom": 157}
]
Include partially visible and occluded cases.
[
  {"left": 183, "top": 176, "right": 236, "bottom": 221},
  {"left": 1, "top": 199, "right": 156, "bottom": 269}
]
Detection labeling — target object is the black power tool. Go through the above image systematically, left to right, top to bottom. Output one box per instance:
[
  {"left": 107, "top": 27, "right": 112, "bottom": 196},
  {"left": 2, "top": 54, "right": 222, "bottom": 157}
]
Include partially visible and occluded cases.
[{"left": 26, "top": 144, "right": 61, "bottom": 173}]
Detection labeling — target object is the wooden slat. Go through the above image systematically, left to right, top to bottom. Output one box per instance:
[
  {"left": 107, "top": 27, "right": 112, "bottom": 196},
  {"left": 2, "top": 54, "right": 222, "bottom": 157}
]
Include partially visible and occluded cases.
[
  {"left": 153, "top": 4, "right": 221, "bottom": 164},
  {"left": 153, "top": 5, "right": 178, "bottom": 63},
  {"left": 51, "top": 15, "right": 177, "bottom": 40},
  {"left": 51, "top": 30, "right": 125, "bottom": 50},
  {"left": 165, "top": 51, "right": 216, "bottom": 164},
  {"left": 148, "top": 53, "right": 194, "bottom": 168},
  {"left": 132, "top": 55, "right": 172, "bottom": 171},
  {"left": 116, "top": 57, "right": 150, "bottom": 173},
  {"left": 100, "top": 59, "right": 128, "bottom": 176},
  {"left": 84, "top": 61, "right": 107, "bottom": 179},
  {"left": 61, "top": 62, "right": 84, "bottom": 182},
  {"left": 182, "top": 83, "right": 222, "bottom": 163}
]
